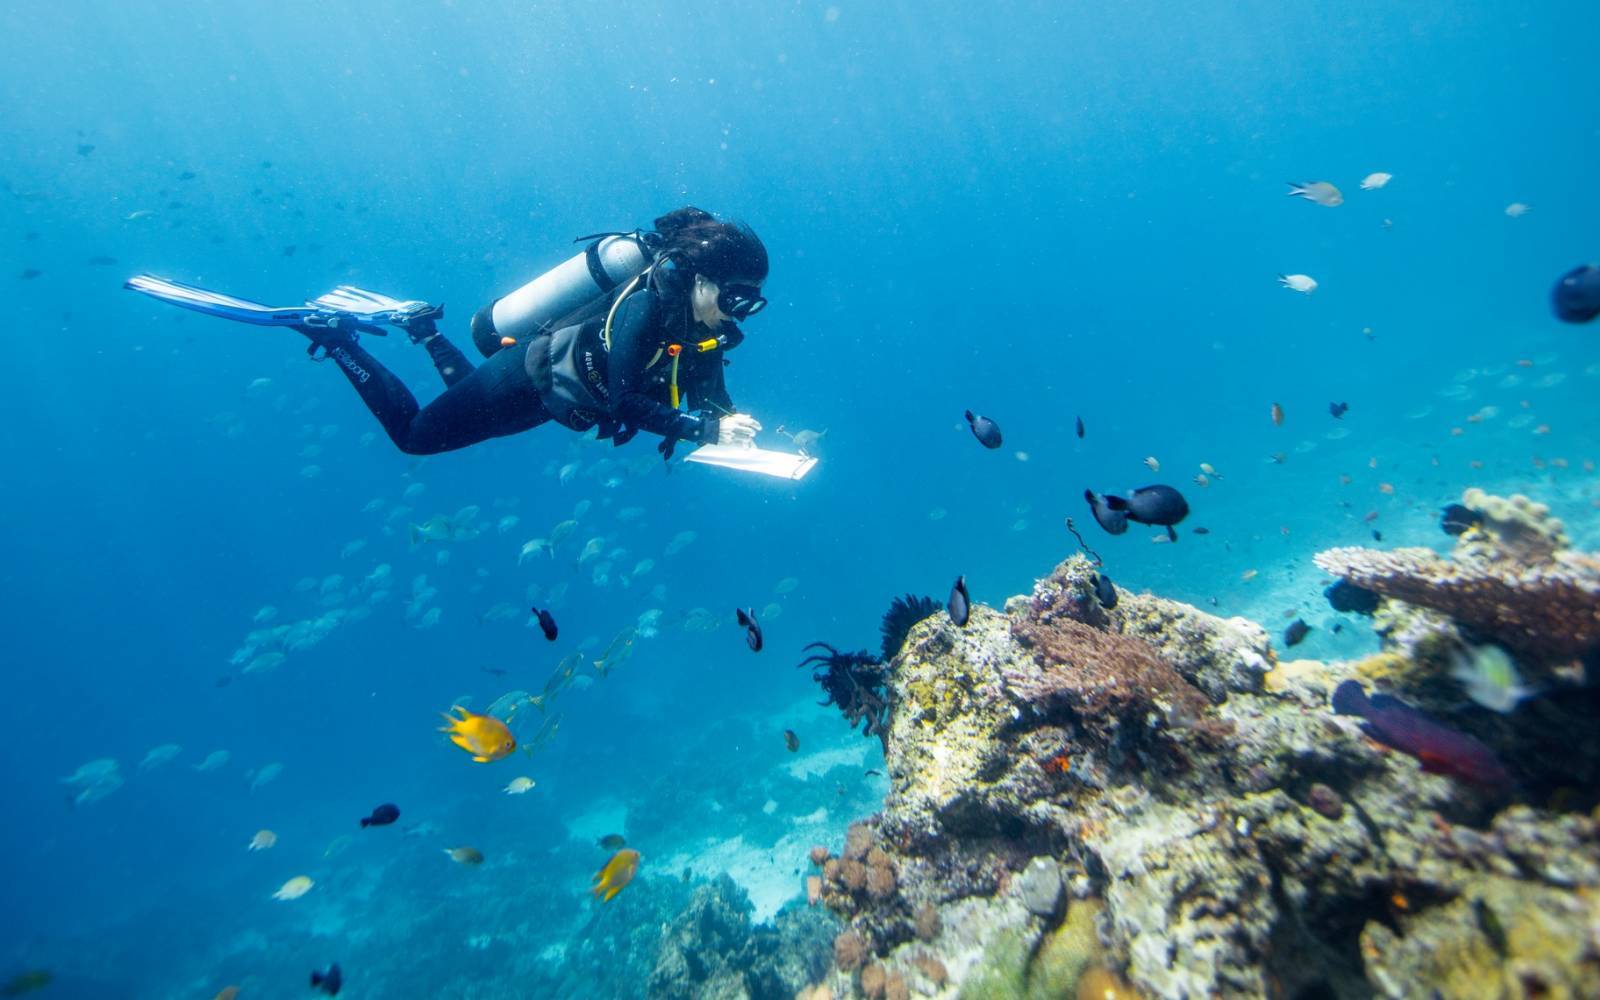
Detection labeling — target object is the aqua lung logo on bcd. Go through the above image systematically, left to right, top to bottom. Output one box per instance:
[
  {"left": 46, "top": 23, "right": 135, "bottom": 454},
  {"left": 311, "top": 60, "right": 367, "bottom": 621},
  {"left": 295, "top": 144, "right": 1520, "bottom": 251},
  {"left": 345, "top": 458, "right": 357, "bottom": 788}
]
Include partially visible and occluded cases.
[{"left": 330, "top": 346, "right": 370, "bottom": 384}]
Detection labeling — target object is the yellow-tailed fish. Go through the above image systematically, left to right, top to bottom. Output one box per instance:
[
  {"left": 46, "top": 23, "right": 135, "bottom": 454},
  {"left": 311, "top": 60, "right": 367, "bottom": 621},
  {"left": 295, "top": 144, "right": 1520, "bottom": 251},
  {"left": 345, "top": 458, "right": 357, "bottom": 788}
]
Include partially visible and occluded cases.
[
  {"left": 438, "top": 706, "right": 516, "bottom": 762},
  {"left": 591, "top": 848, "right": 640, "bottom": 902}
]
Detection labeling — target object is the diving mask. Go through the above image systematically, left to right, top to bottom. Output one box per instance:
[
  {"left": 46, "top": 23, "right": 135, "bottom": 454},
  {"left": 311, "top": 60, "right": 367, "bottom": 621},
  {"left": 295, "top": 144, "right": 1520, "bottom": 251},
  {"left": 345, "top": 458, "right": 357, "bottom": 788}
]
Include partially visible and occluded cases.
[{"left": 717, "top": 283, "right": 767, "bottom": 321}]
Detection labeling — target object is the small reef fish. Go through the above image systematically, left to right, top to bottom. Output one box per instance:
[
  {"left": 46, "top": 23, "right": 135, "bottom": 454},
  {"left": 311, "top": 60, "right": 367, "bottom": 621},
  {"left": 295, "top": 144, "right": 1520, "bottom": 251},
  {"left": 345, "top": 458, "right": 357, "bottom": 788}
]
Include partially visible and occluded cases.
[
  {"left": 1360, "top": 172, "right": 1393, "bottom": 190},
  {"left": 1287, "top": 180, "right": 1344, "bottom": 207},
  {"left": 1504, "top": 202, "right": 1530, "bottom": 218},
  {"left": 1551, "top": 263, "right": 1600, "bottom": 324},
  {"left": 1278, "top": 274, "right": 1317, "bottom": 294},
  {"left": 1329, "top": 401, "right": 1348, "bottom": 419},
  {"left": 1271, "top": 402, "right": 1285, "bottom": 426},
  {"left": 964, "top": 410, "right": 1003, "bottom": 449},
  {"left": 1076, "top": 416, "right": 1085, "bottom": 439},
  {"left": 1143, "top": 456, "right": 1160, "bottom": 472},
  {"left": 1084, "top": 485, "right": 1190, "bottom": 542},
  {"left": 1441, "top": 504, "right": 1483, "bottom": 536},
  {"left": 664, "top": 530, "right": 698, "bottom": 556},
  {"left": 519, "top": 538, "right": 551, "bottom": 563},
  {"left": 1092, "top": 572, "right": 1117, "bottom": 610},
  {"left": 774, "top": 576, "right": 800, "bottom": 594},
  {"left": 947, "top": 576, "right": 971, "bottom": 628},
  {"left": 1324, "top": 580, "right": 1379, "bottom": 615},
  {"left": 530, "top": 606, "right": 558, "bottom": 641},
  {"left": 736, "top": 608, "right": 764, "bottom": 652},
  {"left": 1283, "top": 619, "right": 1311, "bottom": 647},
  {"left": 1449, "top": 644, "right": 1534, "bottom": 714},
  {"left": 1332, "top": 680, "right": 1511, "bottom": 787},
  {"left": 439, "top": 706, "right": 517, "bottom": 762},
  {"left": 784, "top": 729, "right": 800, "bottom": 753},
  {"left": 139, "top": 744, "right": 182, "bottom": 771},
  {"left": 193, "top": 750, "right": 230, "bottom": 772},
  {"left": 247, "top": 762, "right": 283, "bottom": 792},
  {"left": 504, "top": 776, "right": 536, "bottom": 795},
  {"left": 360, "top": 803, "right": 400, "bottom": 828},
  {"left": 248, "top": 829, "right": 277, "bottom": 851},
  {"left": 598, "top": 834, "right": 627, "bottom": 850},
  {"left": 444, "top": 846, "right": 485, "bottom": 865},
  {"left": 592, "top": 848, "right": 641, "bottom": 902},
  {"left": 272, "top": 875, "right": 314, "bottom": 900},
  {"left": 311, "top": 962, "right": 342, "bottom": 996},
  {"left": 213, "top": 986, "right": 239, "bottom": 1000}
]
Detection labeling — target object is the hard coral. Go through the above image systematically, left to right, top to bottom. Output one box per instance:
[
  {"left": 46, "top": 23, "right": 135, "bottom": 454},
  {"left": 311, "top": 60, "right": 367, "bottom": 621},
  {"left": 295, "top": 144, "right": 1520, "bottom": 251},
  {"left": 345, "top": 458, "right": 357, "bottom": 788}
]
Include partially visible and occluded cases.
[
  {"left": 1315, "top": 489, "right": 1600, "bottom": 666},
  {"left": 1008, "top": 613, "right": 1218, "bottom": 751},
  {"left": 843, "top": 823, "right": 873, "bottom": 862},
  {"left": 809, "top": 846, "right": 830, "bottom": 867},
  {"left": 839, "top": 859, "right": 868, "bottom": 892},
  {"left": 865, "top": 862, "right": 897, "bottom": 900},
  {"left": 914, "top": 903, "right": 941, "bottom": 941},
  {"left": 833, "top": 930, "right": 866, "bottom": 972},
  {"left": 911, "top": 952, "right": 948, "bottom": 987},
  {"left": 860, "top": 962, "right": 886, "bottom": 999},
  {"left": 884, "top": 970, "right": 910, "bottom": 1000}
]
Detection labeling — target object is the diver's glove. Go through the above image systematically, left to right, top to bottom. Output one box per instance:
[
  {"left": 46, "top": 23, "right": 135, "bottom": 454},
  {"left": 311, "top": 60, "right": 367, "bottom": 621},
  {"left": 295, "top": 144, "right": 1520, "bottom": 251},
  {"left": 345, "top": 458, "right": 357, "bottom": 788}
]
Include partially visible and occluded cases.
[
  {"left": 657, "top": 411, "right": 718, "bottom": 461},
  {"left": 716, "top": 413, "right": 762, "bottom": 448}
]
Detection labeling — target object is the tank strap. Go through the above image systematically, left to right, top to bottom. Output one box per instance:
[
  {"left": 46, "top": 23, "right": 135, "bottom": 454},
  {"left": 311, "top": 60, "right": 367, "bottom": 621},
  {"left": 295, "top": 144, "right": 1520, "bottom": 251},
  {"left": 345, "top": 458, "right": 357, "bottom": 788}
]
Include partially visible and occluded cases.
[{"left": 584, "top": 239, "right": 621, "bottom": 294}]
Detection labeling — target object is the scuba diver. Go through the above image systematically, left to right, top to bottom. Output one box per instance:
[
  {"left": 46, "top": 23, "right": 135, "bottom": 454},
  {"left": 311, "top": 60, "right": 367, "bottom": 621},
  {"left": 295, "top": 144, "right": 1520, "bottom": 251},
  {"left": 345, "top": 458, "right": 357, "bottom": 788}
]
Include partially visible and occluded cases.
[{"left": 126, "top": 207, "right": 768, "bottom": 460}]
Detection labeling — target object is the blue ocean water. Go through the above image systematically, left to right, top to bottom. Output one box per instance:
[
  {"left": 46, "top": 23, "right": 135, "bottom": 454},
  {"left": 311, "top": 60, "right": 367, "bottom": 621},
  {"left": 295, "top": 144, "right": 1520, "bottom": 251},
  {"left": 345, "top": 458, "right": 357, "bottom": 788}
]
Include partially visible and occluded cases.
[{"left": 1, "top": 1, "right": 1596, "bottom": 996}]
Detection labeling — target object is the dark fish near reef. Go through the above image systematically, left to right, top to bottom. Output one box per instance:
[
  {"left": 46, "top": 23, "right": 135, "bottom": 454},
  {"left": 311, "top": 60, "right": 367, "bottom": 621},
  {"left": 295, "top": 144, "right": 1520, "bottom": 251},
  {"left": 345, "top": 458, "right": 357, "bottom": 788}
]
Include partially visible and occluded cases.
[
  {"left": 1551, "top": 263, "right": 1600, "bottom": 323},
  {"left": 1329, "top": 401, "right": 1349, "bottom": 419},
  {"left": 964, "top": 410, "right": 1003, "bottom": 449},
  {"left": 1075, "top": 416, "right": 1085, "bottom": 439},
  {"left": 1087, "top": 485, "right": 1190, "bottom": 541},
  {"left": 1083, "top": 490, "right": 1129, "bottom": 535},
  {"left": 1440, "top": 503, "right": 1483, "bottom": 537},
  {"left": 1092, "top": 572, "right": 1118, "bottom": 610},
  {"left": 947, "top": 576, "right": 971, "bottom": 627},
  {"left": 1324, "top": 579, "right": 1379, "bottom": 615},
  {"left": 530, "top": 606, "right": 558, "bottom": 641},
  {"left": 736, "top": 608, "right": 763, "bottom": 651},
  {"left": 1284, "top": 619, "right": 1311, "bottom": 646},
  {"left": 1332, "top": 680, "right": 1511, "bottom": 787},
  {"left": 784, "top": 729, "right": 800, "bottom": 753},
  {"left": 864, "top": 769, "right": 883, "bottom": 777},
  {"left": 360, "top": 803, "right": 400, "bottom": 828},
  {"left": 598, "top": 834, "right": 627, "bottom": 850},
  {"left": 310, "top": 963, "right": 342, "bottom": 996}
]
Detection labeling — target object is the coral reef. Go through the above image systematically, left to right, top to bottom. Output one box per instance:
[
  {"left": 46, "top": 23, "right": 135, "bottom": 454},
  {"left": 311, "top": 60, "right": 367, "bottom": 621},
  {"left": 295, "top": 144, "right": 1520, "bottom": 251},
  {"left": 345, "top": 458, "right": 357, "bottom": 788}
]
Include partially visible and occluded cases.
[
  {"left": 1314, "top": 489, "right": 1600, "bottom": 666},
  {"left": 808, "top": 547, "right": 1600, "bottom": 999}
]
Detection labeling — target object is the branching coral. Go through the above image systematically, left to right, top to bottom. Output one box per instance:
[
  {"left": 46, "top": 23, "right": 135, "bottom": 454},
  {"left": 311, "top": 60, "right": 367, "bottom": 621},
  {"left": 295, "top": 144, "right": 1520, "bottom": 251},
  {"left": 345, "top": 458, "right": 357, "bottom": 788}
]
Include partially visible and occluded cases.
[{"left": 1315, "top": 492, "right": 1600, "bottom": 665}]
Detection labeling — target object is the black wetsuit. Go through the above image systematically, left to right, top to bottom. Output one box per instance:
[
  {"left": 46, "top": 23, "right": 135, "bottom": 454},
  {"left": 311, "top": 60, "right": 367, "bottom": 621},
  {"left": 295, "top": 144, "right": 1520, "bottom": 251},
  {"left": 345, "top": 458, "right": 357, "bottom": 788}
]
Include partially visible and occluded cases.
[{"left": 315, "top": 286, "right": 736, "bottom": 456}]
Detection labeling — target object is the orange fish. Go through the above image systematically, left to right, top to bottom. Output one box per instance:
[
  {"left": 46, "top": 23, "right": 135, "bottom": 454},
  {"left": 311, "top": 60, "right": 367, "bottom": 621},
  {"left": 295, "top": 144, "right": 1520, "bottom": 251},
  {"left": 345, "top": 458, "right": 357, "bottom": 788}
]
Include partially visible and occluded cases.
[
  {"left": 1270, "top": 402, "right": 1284, "bottom": 427},
  {"left": 1378, "top": 483, "right": 1395, "bottom": 495},
  {"left": 439, "top": 706, "right": 516, "bottom": 763},
  {"left": 592, "top": 848, "right": 640, "bottom": 902}
]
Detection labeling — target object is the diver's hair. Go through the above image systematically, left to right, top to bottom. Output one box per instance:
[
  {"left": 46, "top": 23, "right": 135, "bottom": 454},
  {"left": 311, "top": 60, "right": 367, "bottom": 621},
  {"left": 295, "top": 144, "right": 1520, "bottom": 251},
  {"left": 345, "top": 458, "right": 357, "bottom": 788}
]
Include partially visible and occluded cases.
[{"left": 653, "top": 206, "right": 768, "bottom": 286}]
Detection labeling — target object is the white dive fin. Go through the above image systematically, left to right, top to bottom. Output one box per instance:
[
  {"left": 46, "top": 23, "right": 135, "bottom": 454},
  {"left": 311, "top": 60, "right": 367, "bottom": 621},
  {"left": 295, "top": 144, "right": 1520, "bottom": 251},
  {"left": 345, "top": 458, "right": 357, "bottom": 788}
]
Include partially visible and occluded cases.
[{"left": 684, "top": 445, "right": 817, "bottom": 481}]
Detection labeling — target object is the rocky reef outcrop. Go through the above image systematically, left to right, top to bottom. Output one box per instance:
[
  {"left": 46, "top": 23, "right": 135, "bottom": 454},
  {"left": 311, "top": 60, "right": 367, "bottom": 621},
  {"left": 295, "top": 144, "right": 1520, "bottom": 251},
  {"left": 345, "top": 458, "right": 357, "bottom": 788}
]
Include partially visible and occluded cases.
[{"left": 799, "top": 536, "right": 1600, "bottom": 999}]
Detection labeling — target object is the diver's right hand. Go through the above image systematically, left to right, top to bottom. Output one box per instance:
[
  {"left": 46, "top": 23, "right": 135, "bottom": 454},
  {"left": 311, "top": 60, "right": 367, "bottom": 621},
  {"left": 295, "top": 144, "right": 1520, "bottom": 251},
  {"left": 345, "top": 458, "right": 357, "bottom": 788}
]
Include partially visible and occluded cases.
[{"left": 717, "top": 413, "right": 762, "bottom": 448}]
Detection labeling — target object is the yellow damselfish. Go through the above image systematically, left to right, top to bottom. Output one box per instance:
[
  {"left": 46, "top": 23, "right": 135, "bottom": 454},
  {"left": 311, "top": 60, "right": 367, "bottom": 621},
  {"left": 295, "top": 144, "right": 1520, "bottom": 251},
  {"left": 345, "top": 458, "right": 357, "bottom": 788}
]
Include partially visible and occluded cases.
[
  {"left": 438, "top": 706, "right": 516, "bottom": 763},
  {"left": 591, "top": 848, "right": 640, "bottom": 903}
]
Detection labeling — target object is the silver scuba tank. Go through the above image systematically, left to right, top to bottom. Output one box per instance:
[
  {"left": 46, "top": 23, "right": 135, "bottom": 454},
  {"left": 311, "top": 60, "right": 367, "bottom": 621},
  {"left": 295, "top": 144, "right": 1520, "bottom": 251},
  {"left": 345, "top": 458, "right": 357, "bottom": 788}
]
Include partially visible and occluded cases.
[{"left": 471, "top": 233, "right": 653, "bottom": 358}]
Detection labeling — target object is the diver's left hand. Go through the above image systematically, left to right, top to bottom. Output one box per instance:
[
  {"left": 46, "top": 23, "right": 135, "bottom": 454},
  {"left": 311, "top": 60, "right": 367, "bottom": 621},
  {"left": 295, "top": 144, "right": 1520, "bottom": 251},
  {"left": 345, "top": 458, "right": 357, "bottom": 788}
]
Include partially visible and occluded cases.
[{"left": 717, "top": 413, "right": 762, "bottom": 448}]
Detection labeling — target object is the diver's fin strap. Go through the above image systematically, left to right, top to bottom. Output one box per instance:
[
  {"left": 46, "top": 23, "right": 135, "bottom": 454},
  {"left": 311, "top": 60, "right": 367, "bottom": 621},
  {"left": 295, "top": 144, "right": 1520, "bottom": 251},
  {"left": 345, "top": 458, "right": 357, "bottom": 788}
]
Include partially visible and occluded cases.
[{"left": 125, "top": 275, "right": 440, "bottom": 334}]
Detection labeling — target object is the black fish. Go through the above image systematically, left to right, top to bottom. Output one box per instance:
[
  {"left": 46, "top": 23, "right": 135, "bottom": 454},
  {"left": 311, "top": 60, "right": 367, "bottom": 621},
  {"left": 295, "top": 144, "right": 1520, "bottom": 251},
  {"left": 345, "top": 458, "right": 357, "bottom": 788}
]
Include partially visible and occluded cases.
[
  {"left": 76, "top": 143, "right": 95, "bottom": 156},
  {"left": 177, "top": 170, "right": 196, "bottom": 181},
  {"left": 282, "top": 245, "right": 297, "bottom": 257},
  {"left": 87, "top": 255, "right": 117, "bottom": 266},
  {"left": 1551, "top": 264, "right": 1600, "bottom": 324},
  {"left": 19, "top": 268, "right": 42, "bottom": 280},
  {"left": 1329, "top": 401, "right": 1349, "bottom": 419},
  {"left": 964, "top": 410, "right": 1003, "bottom": 449},
  {"left": 1075, "top": 416, "right": 1085, "bottom": 439},
  {"left": 1090, "top": 485, "right": 1190, "bottom": 541},
  {"left": 1083, "top": 490, "right": 1129, "bottom": 535},
  {"left": 1440, "top": 503, "right": 1482, "bottom": 537},
  {"left": 1192, "top": 527, "right": 1210, "bottom": 535},
  {"left": 1371, "top": 530, "right": 1383, "bottom": 542},
  {"left": 1091, "top": 572, "right": 1118, "bottom": 610},
  {"left": 947, "top": 575, "right": 971, "bottom": 627},
  {"left": 1324, "top": 579, "right": 1379, "bottom": 615},
  {"left": 530, "top": 607, "right": 558, "bottom": 641},
  {"left": 736, "top": 608, "right": 763, "bottom": 652},
  {"left": 1284, "top": 619, "right": 1311, "bottom": 647},
  {"left": 480, "top": 666, "right": 507, "bottom": 677},
  {"left": 784, "top": 729, "right": 800, "bottom": 752},
  {"left": 864, "top": 769, "right": 883, "bottom": 777},
  {"left": 360, "top": 803, "right": 400, "bottom": 828},
  {"left": 598, "top": 834, "right": 626, "bottom": 850},
  {"left": 311, "top": 963, "right": 342, "bottom": 996}
]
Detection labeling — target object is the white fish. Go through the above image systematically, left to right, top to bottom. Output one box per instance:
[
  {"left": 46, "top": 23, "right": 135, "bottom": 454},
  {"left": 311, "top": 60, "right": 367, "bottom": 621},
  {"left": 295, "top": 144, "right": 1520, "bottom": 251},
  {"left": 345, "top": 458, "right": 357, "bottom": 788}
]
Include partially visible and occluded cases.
[
  {"left": 1359, "top": 172, "right": 1392, "bottom": 190},
  {"left": 1286, "top": 181, "right": 1343, "bottom": 207},
  {"left": 1504, "top": 202, "right": 1531, "bottom": 218},
  {"left": 124, "top": 209, "right": 157, "bottom": 221},
  {"left": 1279, "top": 274, "right": 1318, "bottom": 294},
  {"left": 247, "top": 377, "right": 274, "bottom": 393},
  {"left": 1143, "top": 456, "right": 1160, "bottom": 472},
  {"left": 558, "top": 462, "right": 580, "bottom": 485},
  {"left": 299, "top": 464, "right": 322, "bottom": 479},
  {"left": 403, "top": 482, "right": 426, "bottom": 499},
  {"left": 361, "top": 497, "right": 385, "bottom": 513},
  {"left": 572, "top": 500, "right": 592, "bottom": 520},
  {"left": 617, "top": 506, "right": 646, "bottom": 522},
  {"left": 497, "top": 514, "right": 520, "bottom": 534},
  {"left": 664, "top": 530, "right": 698, "bottom": 556},
  {"left": 577, "top": 537, "right": 605, "bottom": 564},
  {"left": 518, "top": 538, "right": 551, "bottom": 564},
  {"left": 340, "top": 539, "right": 366, "bottom": 559},
  {"left": 632, "top": 558, "right": 655, "bottom": 577},
  {"left": 774, "top": 577, "right": 800, "bottom": 594},
  {"left": 253, "top": 605, "right": 279, "bottom": 624},
  {"left": 1450, "top": 644, "right": 1534, "bottom": 713},
  {"left": 139, "top": 744, "right": 182, "bottom": 771},
  {"left": 193, "top": 750, "right": 231, "bottom": 773},
  {"left": 62, "top": 758, "right": 120, "bottom": 785},
  {"left": 248, "top": 762, "right": 284, "bottom": 792},
  {"left": 504, "top": 776, "right": 536, "bottom": 795},
  {"left": 272, "top": 875, "right": 314, "bottom": 901}
]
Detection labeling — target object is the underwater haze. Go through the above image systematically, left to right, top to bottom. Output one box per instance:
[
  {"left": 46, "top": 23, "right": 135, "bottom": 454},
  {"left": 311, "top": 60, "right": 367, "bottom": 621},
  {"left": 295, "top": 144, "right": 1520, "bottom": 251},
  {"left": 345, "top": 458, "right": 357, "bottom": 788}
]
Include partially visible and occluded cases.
[{"left": 2, "top": 1, "right": 1598, "bottom": 997}]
